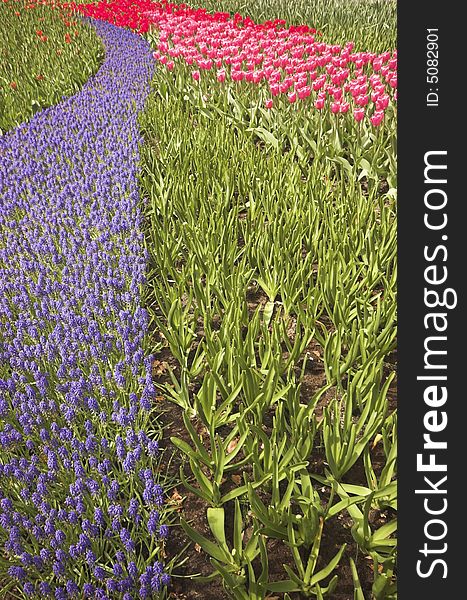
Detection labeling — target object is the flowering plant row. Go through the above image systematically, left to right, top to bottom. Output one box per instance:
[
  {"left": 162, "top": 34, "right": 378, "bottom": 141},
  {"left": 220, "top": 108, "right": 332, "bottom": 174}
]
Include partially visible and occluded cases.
[
  {"left": 78, "top": 0, "right": 397, "bottom": 125},
  {"left": 195, "top": 0, "right": 397, "bottom": 53},
  {"left": 134, "top": 1, "right": 397, "bottom": 597},
  {"left": 1, "top": 19, "right": 170, "bottom": 599},
  {"left": 138, "top": 55, "right": 397, "bottom": 596}
]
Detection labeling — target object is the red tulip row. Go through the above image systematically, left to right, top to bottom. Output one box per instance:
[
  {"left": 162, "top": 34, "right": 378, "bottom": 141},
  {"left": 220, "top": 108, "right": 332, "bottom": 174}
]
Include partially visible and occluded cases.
[{"left": 78, "top": 0, "right": 397, "bottom": 125}]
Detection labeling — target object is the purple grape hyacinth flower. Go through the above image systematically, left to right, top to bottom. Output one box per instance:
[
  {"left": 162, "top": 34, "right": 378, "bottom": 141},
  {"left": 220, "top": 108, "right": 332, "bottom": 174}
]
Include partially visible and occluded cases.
[{"left": 0, "top": 18, "right": 169, "bottom": 597}]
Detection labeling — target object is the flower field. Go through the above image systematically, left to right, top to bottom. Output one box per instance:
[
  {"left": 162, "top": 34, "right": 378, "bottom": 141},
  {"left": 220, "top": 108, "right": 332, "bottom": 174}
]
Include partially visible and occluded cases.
[
  {"left": 0, "top": 0, "right": 103, "bottom": 131},
  {"left": 1, "top": 1, "right": 397, "bottom": 599}
]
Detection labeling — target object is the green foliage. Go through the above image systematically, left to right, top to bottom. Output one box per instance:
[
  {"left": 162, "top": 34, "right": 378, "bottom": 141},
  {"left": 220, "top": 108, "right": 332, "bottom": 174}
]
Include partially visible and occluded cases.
[
  {"left": 0, "top": 0, "right": 103, "bottom": 132},
  {"left": 140, "top": 0, "right": 397, "bottom": 596},
  {"left": 192, "top": 0, "right": 397, "bottom": 52},
  {"left": 181, "top": 501, "right": 270, "bottom": 599}
]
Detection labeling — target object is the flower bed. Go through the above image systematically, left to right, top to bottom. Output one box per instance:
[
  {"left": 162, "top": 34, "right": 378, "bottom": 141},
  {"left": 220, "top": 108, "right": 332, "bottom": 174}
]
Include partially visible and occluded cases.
[
  {"left": 79, "top": 0, "right": 396, "bottom": 124},
  {"left": 0, "top": 19, "right": 169, "bottom": 599}
]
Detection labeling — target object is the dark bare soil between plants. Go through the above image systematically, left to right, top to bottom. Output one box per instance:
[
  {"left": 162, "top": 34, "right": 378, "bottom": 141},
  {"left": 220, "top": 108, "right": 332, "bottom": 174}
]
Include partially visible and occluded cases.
[{"left": 152, "top": 345, "right": 397, "bottom": 600}]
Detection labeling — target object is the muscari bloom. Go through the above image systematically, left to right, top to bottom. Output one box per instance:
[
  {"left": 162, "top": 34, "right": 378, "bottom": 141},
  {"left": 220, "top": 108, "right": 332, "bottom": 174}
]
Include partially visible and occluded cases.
[{"left": 0, "top": 17, "right": 168, "bottom": 596}]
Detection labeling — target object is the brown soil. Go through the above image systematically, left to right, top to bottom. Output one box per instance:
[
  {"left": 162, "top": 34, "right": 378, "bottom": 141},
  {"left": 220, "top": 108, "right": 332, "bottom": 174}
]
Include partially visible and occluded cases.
[
  {"left": 149, "top": 242, "right": 397, "bottom": 600},
  {"left": 157, "top": 394, "right": 395, "bottom": 600}
]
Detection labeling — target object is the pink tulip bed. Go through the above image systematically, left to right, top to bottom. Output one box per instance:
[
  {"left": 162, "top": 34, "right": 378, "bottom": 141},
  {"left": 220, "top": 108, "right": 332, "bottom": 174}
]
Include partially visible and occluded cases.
[
  {"left": 80, "top": 0, "right": 396, "bottom": 125},
  {"left": 1, "top": 1, "right": 397, "bottom": 599}
]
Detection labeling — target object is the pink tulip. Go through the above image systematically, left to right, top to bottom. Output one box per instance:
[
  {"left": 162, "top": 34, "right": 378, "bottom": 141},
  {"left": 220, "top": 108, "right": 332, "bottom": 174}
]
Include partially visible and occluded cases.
[
  {"left": 373, "top": 59, "right": 382, "bottom": 71},
  {"left": 381, "top": 65, "right": 390, "bottom": 77},
  {"left": 217, "top": 69, "right": 226, "bottom": 82},
  {"left": 192, "top": 70, "right": 200, "bottom": 81},
  {"left": 231, "top": 70, "right": 244, "bottom": 82},
  {"left": 253, "top": 70, "right": 264, "bottom": 83},
  {"left": 312, "top": 79, "right": 324, "bottom": 92},
  {"left": 269, "top": 83, "right": 280, "bottom": 96},
  {"left": 358, "top": 84, "right": 367, "bottom": 95},
  {"left": 297, "top": 85, "right": 311, "bottom": 100},
  {"left": 332, "top": 88, "right": 343, "bottom": 100},
  {"left": 288, "top": 90, "right": 297, "bottom": 103},
  {"left": 355, "top": 94, "right": 369, "bottom": 107},
  {"left": 376, "top": 94, "right": 390, "bottom": 110},
  {"left": 315, "top": 97, "right": 325, "bottom": 110},
  {"left": 265, "top": 98, "right": 273, "bottom": 109},
  {"left": 354, "top": 107, "right": 365, "bottom": 122},
  {"left": 370, "top": 110, "right": 384, "bottom": 126}
]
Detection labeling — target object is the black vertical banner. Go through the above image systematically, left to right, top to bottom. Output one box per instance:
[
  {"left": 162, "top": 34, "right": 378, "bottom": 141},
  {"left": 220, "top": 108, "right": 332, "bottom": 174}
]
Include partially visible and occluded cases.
[{"left": 398, "top": 1, "right": 464, "bottom": 598}]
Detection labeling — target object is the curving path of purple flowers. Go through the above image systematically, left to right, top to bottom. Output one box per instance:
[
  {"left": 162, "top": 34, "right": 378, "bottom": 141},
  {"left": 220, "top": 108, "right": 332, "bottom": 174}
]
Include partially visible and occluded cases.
[{"left": 0, "top": 21, "right": 169, "bottom": 599}]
